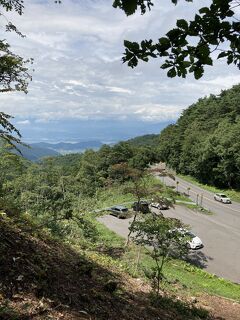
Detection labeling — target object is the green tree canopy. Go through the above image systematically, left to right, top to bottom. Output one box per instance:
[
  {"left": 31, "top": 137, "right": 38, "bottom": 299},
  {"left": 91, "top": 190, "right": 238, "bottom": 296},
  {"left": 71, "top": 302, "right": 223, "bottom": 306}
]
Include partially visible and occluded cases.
[
  {"left": 0, "top": 0, "right": 32, "bottom": 93},
  {"left": 114, "top": 0, "right": 240, "bottom": 79},
  {"left": 158, "top": 84, "right": 240, "bottom": 188},
  {"left": 0, "top": 112, "right": 22, "bottom": 147},
  {"left": 130, "top": 214, "right": 188, "bottom": 294}
]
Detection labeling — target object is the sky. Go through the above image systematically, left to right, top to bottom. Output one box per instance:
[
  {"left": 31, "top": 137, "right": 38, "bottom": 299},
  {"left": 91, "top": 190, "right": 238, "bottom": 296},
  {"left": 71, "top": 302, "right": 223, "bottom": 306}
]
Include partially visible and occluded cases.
[{"left": 1, "top": 0, "right": 240, "bottom": 143}]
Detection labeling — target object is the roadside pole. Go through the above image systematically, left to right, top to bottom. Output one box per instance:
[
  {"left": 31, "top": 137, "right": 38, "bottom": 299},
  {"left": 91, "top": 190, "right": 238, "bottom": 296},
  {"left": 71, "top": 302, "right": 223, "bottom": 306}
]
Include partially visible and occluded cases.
[{"left": 176, "top": 181, "right": 179, "bottom": 193}]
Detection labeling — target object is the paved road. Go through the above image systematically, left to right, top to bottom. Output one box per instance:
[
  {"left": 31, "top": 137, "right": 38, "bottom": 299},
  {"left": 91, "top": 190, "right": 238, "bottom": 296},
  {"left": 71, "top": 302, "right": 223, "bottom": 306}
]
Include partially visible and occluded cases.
[
  {"left": 158, "top": 175, "right": 240, "bottom": 232},
  {"left": 98, "top": 203, "right": 240, "bottom": 283}
]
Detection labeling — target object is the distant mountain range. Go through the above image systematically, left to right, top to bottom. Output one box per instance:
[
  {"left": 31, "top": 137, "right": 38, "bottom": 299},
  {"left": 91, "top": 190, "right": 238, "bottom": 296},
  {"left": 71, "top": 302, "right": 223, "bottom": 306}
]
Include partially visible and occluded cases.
[
  {"left": 15, "top": 134, "right": 165, "bottom": 161},
  {"left": 17, "top": 140, "right": 104, "bottom": 161},
  {"left": 31, "top": 140, "right": 103, "bottom": 154},
  {"left": 16, "top": 145, "right": 60, "bottom": 161}
]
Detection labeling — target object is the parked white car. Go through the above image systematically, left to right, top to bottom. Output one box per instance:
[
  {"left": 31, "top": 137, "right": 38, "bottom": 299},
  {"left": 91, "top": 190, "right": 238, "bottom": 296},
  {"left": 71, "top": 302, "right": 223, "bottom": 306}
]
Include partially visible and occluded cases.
[
  {"left": 214, "top": 193, "right": 231, "bottom": 204},
  {"left": 150, "top": 198, "right": 170, "bottom": 210},
  {"left": 150, "top": 202, "right": 169, "bottom": 210},
  {"left": 172, "top": 228, "right": 203, "bottom": 250},
  {"left": 185, "top": 231, "right": 204, "bottom": 250}
]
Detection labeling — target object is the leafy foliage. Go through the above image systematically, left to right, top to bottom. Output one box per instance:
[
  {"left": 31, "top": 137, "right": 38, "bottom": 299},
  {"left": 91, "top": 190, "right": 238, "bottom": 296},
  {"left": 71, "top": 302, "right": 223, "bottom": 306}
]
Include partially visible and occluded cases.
[
  {"left": 114, "top": 0, "right": 240, "bottom": 78},
  {"left": 0, "top": 1, "right": 32, "bottom": 93},
  {"left": 158, "top": 84, "right": 240, "bottom": 188},
  {"left": 0, "top": 112, "right": 22, "bottom": 147},
  {"left": 0, "top": 138, "right": 159, "bottom": 235},
  {"left": 130, "top": 214, "right": 188, "bottom": 294}
]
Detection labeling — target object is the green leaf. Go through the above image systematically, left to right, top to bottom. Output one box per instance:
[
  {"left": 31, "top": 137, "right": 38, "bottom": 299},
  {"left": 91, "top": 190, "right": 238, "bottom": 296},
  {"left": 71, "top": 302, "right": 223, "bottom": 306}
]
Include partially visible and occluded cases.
[
  {"left": 122, "top": 0, "right": 138, "bottom": 16},
  {"left": 199, "top": 7, "right": 209, "bottom": 15},
  {"left": 226, "top": 10, "right": 234, "bottom": 17},
  {"left": 176, "top": 19, "right": 188, "bottom": 31},
  {"left": 166, "top": 28, "right": 182, "bottom": 41},
  {"left": 158, "top": 37, "right": 171, "bottom": 51},
  {"left": 124, "top": 40, "right": 133, "bottom": 50},
  {"left": 124, "top": 40, "right": 140, "bottom": 52},
  {"left": 131, "top": 42, "right": 140, "bottom": 51},
  {"left": 198, "top": 44, "right": 210, "bottom": 57},
  {"left": 217, "top": 52, "right": 228, "bottom": 59},
  {"left": 227, "top": 54, "right": 233, "bottom": 65},
  {"left": 129, "top": 56, "right": 138, "bottom": 67},
  {"left": 141, "top": 56, "right": 149, "bottom": 62},
  {"left": 205, "top": 57, "right": 213, "bottom": 65},
  {"left": 182, "top": 61, "right": 191, "bottom": 67},
  {"left": 161, "top": 63, "right": 170, "bottom": 70},
  {"left": 167, "top": 67, "right": 177, "bottom": 78},
  {"left": 194, "top": 68, "right": 203, "bottom": 79}
]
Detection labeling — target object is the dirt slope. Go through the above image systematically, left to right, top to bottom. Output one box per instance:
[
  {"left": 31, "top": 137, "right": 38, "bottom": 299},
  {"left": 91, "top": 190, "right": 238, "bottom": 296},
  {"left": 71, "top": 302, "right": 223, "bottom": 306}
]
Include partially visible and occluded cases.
[{"left": 0, "top": 218, "right": 239, "bottom": 320}]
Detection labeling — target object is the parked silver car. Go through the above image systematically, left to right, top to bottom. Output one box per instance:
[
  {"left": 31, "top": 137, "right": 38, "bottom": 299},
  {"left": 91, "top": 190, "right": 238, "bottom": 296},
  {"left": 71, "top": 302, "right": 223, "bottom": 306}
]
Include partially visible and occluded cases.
[{"left": 108, "top": 205, "right": 129, "bottom": 218}]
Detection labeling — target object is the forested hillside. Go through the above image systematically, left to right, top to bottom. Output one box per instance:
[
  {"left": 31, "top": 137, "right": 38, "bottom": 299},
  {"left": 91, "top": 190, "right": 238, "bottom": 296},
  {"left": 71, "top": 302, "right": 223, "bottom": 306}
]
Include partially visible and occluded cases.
[
  {"left": 158, "top": 84, "right": 240, "bottom": 189},
  {"left": 1, "top": 114, "right": 240, "bottom": 318},
  {"left": 128, "top": 134, "right": 159, "bottom": 147},
  {"left": 1, "top": 138, "right": 240, "bottom": 319},
  {"left": 0, "top": 141, "right": 158, "bottom": 216}
]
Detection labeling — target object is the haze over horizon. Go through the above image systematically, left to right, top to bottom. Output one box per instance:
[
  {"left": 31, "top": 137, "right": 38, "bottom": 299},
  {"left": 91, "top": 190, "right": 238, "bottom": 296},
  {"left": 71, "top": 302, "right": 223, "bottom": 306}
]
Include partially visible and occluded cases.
[{"left": 13, "top": 119, "right": 172, "bottom": 144}]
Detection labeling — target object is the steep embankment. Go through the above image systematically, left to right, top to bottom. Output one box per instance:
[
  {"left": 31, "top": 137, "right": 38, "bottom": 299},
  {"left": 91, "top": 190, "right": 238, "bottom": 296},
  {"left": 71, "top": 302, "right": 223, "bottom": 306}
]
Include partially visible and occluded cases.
[
  {"left": 158, "top": 84, "right": 240, "bottom": 189},
  {"left": 1, "top": 216, "right": 240, "bottom": 320},
  {"left": 0, "top": 217, "right": 199, "bottom": 320}
]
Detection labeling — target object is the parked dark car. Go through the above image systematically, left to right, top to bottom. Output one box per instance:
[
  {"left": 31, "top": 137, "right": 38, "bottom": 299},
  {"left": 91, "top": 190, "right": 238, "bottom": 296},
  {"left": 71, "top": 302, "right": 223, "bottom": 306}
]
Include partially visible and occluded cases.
[
  {"left": 132, "top": 200, "right": 150, "bottom": 214},
  {"left": 109, "top": 205, "right": 129, "bottom": 218}
]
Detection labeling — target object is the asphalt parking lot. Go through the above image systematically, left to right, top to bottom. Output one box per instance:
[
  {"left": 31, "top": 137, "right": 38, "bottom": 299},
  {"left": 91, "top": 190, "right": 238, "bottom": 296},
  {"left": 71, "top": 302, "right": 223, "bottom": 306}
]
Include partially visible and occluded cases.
[{"left": 98, "top": 204, "right": 240, "bottom": 284}]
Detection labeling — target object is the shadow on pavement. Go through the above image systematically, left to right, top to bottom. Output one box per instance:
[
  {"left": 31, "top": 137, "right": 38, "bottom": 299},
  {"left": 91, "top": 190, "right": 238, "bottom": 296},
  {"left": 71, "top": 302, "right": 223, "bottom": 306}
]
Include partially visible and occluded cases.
[{"left": 186, "top": 250, "right": 214, "bottom": 268}]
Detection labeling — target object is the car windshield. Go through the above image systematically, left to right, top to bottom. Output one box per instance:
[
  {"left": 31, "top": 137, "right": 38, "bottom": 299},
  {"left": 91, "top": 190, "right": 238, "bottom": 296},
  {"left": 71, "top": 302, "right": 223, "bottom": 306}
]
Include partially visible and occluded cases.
[
  {"left": 220, "top": 194, "right": 227, "bottom": 198},
  {"left": 185, "top": 231, "right": 195, "bottom": 239}
]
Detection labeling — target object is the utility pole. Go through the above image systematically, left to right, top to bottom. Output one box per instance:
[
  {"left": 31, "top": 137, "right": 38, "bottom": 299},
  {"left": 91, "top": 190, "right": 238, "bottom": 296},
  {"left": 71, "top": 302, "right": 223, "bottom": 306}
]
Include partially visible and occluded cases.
[{"left": 176, "top": 181, "right": 179, "bottom": 193}]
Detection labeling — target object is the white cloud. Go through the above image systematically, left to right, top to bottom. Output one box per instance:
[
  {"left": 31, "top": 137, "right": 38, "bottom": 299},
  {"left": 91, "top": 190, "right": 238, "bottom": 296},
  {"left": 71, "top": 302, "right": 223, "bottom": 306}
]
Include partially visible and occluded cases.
[
  {"left": 0, "top": 0, "right": 239, "bottom": 132},
  {"left": 200, "top": 74, "right": 240, "bottom": 91},
  {"left": 106, "top": 86, "right": 133, "bottom": 94},
  {"left": 16, "top": 120, "right": 30, "bottom": 125}
]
